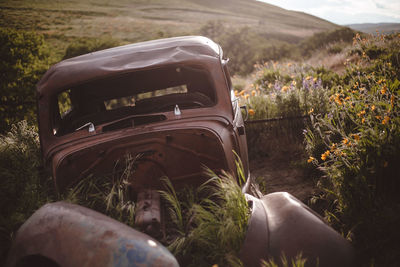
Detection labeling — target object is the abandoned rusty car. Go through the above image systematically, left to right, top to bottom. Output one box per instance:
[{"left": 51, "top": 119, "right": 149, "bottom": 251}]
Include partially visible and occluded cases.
[{"left": 6, "top": 36, "right": 354, "bottom": 267}]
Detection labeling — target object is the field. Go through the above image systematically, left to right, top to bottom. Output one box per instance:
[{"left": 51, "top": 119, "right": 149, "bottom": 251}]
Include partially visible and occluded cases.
[
  {"left": 0, "top": 0, "right": 337, "bottom": 59},
  {"left": 1, "top": 0, "right": 400, "bottom": 266}
]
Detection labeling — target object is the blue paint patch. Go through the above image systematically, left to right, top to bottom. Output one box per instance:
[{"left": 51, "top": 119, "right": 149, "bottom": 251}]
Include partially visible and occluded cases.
[{"left": 112, "top": 237, "right": 179, "bottom": 267}]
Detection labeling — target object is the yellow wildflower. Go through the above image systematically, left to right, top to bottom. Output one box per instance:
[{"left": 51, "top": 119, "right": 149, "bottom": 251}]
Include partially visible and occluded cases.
[
  {"left": 306, "top": 76, "right": 311, "bottom": 80},
  {"left": 313, "top": 77, "right": 318, "bottom": 83},
  {"left": 291, "top": 80, "right": 297, "bottom": 86},
  {"left": 381, "top": 85, "right": 387, "bottom": 95},
  {"left": 281, "top": 86, "right": 289, "bottom": 92},
  {"left": 251, "top": 90, "right": 256, "bottom": 96},
  {"left": 352, "top": 90, "right": 358, "bottom": 94},
  {"left": 244, "top": 94, "right": 250, "bottom": 100},
  {"left": 334, "top": 94, "right": 343, "bottom": 105},
  {"left": 391, "top": 95, "right": 395, "bottom": 107},
  {"left": 345, "top": 96, "right": 351, "bottom": 101},
  {"left": 371, "top": 105, "right": 376, "bottom": 111},
  {"left": 308, "top": 108, "right": 314, "bottom": 115},
  {"left": 248, "top": 109, "right": 255, "bottom": 116},
  {"left": 357, "top": 110, "right": 366, "bottom": 117},
  {"left": 375, "top": 115, "right": 382, "bottom": 120},
  {"left": 382, "top": 116, "right": 390, "bottom": 125},
  {"left": 362, "top": 118, "right": 365, "bottom": 124},
  {"left": 352, "top": 134, "right": 360, "bottom": 141},
  {"left": 342, "top": 138, "right": 351, "bottom": 147},
  {"left": 330, "top": 143, "right": 337, "bottom": 151},
  {"left": 321, "top": 150, "right": 330, "bottom": 161},
  {"left": 307, "top": 156, "right": 315, "bottom": 163},
  {"left": 383, "top": 161, "right": 388, "bottom": 168}
]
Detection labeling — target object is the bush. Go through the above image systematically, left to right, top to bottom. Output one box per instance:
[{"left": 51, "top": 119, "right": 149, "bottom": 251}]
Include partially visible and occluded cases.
[
  {"left": 0, "top": 28, "right": 49, "bottom": 133},
  {"left": 305, "top": 33, "right": 400, "bottom": 266},
  {"left": 63, "top": 36, "right": 122, "bottom": 59},
  {"left": 0, "top": 121, "right": 51, "bottom": 265}
]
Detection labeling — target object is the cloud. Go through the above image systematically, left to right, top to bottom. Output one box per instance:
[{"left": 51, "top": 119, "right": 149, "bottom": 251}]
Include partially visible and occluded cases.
[{"left": 258, "top": 0, "right": 400, "bottom": 24}]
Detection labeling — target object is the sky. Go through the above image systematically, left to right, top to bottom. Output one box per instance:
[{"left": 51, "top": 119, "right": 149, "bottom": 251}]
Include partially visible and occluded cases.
[{"left": 258, "top": 0, "right": 400, "bottom": 25}]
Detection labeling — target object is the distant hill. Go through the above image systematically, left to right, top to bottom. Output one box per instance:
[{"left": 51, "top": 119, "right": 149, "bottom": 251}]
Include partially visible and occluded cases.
[
  {"left": 0, "top": 0, "right": 339, "bottom": 51},
  {"left": 347, "top": 23, "right": 400, "bottom": 34}
]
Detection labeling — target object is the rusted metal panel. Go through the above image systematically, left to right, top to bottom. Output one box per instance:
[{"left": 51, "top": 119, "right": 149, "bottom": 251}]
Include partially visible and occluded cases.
[
  {"left": 240, "top": 192, "right": 355, "bottom": 267},
  {"left": 6, "top": 202, "right": 179, "bottom": 267}
]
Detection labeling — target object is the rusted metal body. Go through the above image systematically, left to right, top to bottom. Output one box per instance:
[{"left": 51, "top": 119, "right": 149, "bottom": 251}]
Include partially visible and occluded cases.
[
  {"left": 7, "top": 36, "right": 355, "bottom": 267},
  {"left": 36, "top": 36, "right": 249, "bottom": 194},
  {"left": 240, "top": 193, "right": 355, "bottom": 266},
  {"left": 6, "top": 202, "right": 178, "bottom": 267}
]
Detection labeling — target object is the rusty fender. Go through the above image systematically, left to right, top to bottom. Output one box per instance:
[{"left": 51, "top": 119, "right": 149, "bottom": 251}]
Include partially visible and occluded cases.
[
  {"left": 240, "top": 193, "right": 355, "bottom": 267},
  {"left": 6, "top": 202, "right": 179, "bottom": 267}
]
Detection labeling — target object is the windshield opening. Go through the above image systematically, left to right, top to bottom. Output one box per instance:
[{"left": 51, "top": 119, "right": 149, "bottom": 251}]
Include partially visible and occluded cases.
[{"left": 53, "top": 65, "right": 216, "bottom": 136}]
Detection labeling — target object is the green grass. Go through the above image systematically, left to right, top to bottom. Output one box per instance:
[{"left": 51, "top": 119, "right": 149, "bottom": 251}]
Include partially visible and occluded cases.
[{"left": 0, "top": 0, "right": 338, "bottom": 61}]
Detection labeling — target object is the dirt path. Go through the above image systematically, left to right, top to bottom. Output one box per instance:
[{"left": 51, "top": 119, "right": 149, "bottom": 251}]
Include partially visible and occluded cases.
[{"left": 249, "top": 152, "right": 316, "bottom": 203}]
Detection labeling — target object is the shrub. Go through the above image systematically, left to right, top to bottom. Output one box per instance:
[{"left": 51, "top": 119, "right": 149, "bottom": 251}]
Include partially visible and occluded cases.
[
  {"left": 0, "top": 28, "right": 49, "bottom": 132},
  {"left": 305, "top": 33, "right": 400, "bottom": 266},
  {"left": 63, "top": 36, "right": 122, "bottom": 59},
  {"left": 0, "top": 121, "right": 51, "bottom": 265}
]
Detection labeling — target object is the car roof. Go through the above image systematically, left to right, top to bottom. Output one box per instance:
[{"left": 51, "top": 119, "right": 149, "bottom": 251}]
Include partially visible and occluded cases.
[{"left": 37, "top": 36, "right": 222, "bottom": 95}]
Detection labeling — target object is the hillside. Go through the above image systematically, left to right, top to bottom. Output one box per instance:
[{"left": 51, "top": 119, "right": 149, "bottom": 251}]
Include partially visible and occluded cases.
[
  {"left": 0, "top": 0, "right": 338, "bottom": 57},
  {"left": 347, "top": 22, "right": 400, "bottom": 34}
]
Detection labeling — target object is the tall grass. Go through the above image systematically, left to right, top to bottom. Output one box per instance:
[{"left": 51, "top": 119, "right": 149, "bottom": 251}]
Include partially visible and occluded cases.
[
  {"left": 0, "top": 121, "right": 52, "bottom": 265},
  {"left": 65, "top": 154, "right": 138, "bottom": 228},
  {"left": 160, "top": 168, "right": 249, "bottom": 267}
]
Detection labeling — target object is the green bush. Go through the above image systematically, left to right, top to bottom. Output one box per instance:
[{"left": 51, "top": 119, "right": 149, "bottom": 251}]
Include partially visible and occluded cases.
[
  {"left": 0, "top": 28, "right": 49, "bottom": 133},
  {"left": 305, "top": 33, "right": 400, "bottom": 266},
  {"left": 63, "top": 36, "right": 122, "bottom": 59},
  {"left": 0, "top": 121, "right": 51, "bottom": 265}
]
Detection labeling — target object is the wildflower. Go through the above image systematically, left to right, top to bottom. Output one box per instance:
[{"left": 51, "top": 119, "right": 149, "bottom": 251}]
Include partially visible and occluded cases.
[
  {"left": 306, "top": 76, "right": 311, "bottom": 80},
  {"left": 313, "top": 77, "right": 318, "bottom": 83},
  {"left": 291, "top": 80, "right": 297, "bottom": 86},
  {"left": 381, "top": 85, "right": 387, "bottom": 95},
  {"left": 281, "top": 86, "right": 289, "bottom": 92},
  {"left": 360, "top": 87, "right": 366, "bottom": 92},
  {"left": 251, "top": 90, "right": 256, "bottom": 96},
  {"left": 352, "top": 90, "right": 358, "bottom": 94},
  {"left": 244, "top": 94, "right": 250, "bottom": 100},
  {"left": 334, "top": 94, "right": 343, "bottom": 105},
  {"left": 391, "top": 95, "right": 395, "bottom": 107},
  {"left": 345, "top": 96, "right": 351, "bottom": 101},
  {"left": 371, "top": 105, "right": 376, "bottom": 111},
  {"left": 308, "top": 108, "right": 314, "bottom": 114},
  {"left": 248, "top": 109, "right": 255, "bottom": 116},
  {"left": 357, "top": 110, "right": 366, "bottom": 117},
  {"left": 375, "top": 115, "right": 382, "bottom": 120},
  {"left": 382, "top": 116, "right": 390, "bottom": 125},
  {"left": 362, "top": 118, "right": 365, "bottom": 124},
  {"left": 352, "top": 134, "right": 360, "bottom": 141},
  {"left": 342, "top": 138, "right": 351, "bottom": 147},
  {"left": 330, "top": 143, "right": 337, "bottom": 151},
  {"left": 321, "top": 150, "right": 330, "bottom": 161},
  {"left": 307, "top": 156, "right": 315, "bottom": 163},
  {"left": 383, "top": 161, "right": 388, "bottom": 168}
]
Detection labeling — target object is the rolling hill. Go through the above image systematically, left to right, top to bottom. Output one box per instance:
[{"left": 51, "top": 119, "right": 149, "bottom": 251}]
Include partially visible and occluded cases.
[
  {"left": 0, "top": 0, "right": 339, "bottom": 57},
  {"left": 347, "top": 23, "right": 400, "bottom": 34}
]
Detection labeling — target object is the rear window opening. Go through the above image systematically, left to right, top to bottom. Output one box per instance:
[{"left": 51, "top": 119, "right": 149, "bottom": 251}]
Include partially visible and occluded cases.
[{"left": 53, "top": 65, "right": 216, "bottom": 136}]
